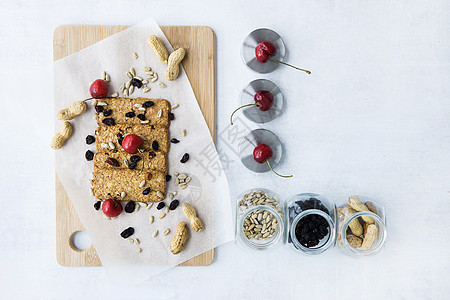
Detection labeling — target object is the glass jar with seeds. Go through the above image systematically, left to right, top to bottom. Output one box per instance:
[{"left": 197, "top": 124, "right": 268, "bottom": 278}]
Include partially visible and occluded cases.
[
  {"left": 236, "top": 188, "right": 285, "bottom": 250},
  {"left": 287, "top": 193, "right": 337, "bottom": 255},
  {"left": 337, "top": 195, "right": 386, "bottom": 257}
]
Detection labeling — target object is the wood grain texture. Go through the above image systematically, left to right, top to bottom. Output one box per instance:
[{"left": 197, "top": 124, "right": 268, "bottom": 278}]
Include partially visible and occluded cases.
[{"left": 53, "top": 25, "right": 215, "bottom": 267}]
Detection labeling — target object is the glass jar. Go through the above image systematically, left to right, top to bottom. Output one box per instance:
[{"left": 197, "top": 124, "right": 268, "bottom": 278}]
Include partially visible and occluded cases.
[
  {"left": 236, "top": 188, "right": 285, "bottom": 250},
  {"left": 287, "top": 193, "right": 337, "bottom": 255},
  {"left": 337, "top": 195, "right": 387, "bottom": 256}
]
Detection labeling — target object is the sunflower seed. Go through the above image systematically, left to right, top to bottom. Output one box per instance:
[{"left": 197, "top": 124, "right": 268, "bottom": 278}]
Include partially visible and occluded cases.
[
  {"left": 133, "top": 52, "right": 138, "bottom": 59},
  {"left": 144, "top": 66, "right": 151, "bottom": 72},
  {"left": 130, "top": 68, "right": 136, "bottom": 76},
  {"left": 127, "top": 72, "right": 133, "bottom": 79},
  {"left": 105, "top": 74, "right": 110, "bottom": 82},
  {"left": 134, "top": 76, "right": 143, "bottom": 81},
  {"left": 142, "top": 79, "right": 149, "bottom": 84},
  {"left": 126, "top": 80, "right": 132, "bottom": 89},
  {"left": 120, "top": 83, "right": 125, "bottom": 92},
  {"left": 158, "top": 83, "right": 166, "bottom": 88},
  {"left": 129, "top": 85, "right": 134, "bottom": 94},
  {"left": 143, "top": 87, "right": 150, "bottom": 93},
  {"left": 124, "top": 88, "right": 129, "bottom": 96},
  {"left": 111, "top": 92, "right": 118, "bottom": 97},
  {"left": 97, "top": 101, "right": 107, "bottom": 106},
  {"left": 134, "top": 103, "right": 142, "bottom": 108},
  {"left": 170, "top": 104, "right": 179, "bottom": 110},
  {"left": 138, "top": 107, "right": 146, "bottom": 111},
  {"left": 157, "top": 109, "right": 162, "bottom": 118},
  {"left": 140, "top": 120, "right": 149, "bottom": 124},
  {"left": 182, "top": 129, "right": 186, "bottom": 136},
  {"left": 108, "top": 142, "right": 115, "bottom": 150},
  {"left": 101, "top": 143, "right": 108, "bottom": 148},
  {"left": 139, "top": 180, "right": 146, "bottom": 188},
  {"left": 181, "top": 184, "right": 187, "bottom": 190},
  {"left": 156, "top": 191, "right": 164, "bottom": 198},
  {"left": 173, "top": 191, "right": 178, "bottom": 196},
  {"left": 121, "top": 192, "right": 126, "bottom": 198},
  {"left": 146, "top": 203, "right": 153, "bottom": 210},
  {"left": 134, "top": 204, "right": 140, "bottom": 212},
  {"left": 159, "top": 213, "right": 166, "bottom": 219},
  {"left": 149, "top": 216, "right": 154, "bottom": 224},
  {"left": 164, "top": 229, "right": 170, "bottom": 236},
  {"left": 153, "top": 230, "right": 158, "bottom": 238},
  {"left": 128, "top": 238, "right": 134, "bottom": 244},
  {"left": 136, "top": 248, "right": 142, "bottom": 253}
]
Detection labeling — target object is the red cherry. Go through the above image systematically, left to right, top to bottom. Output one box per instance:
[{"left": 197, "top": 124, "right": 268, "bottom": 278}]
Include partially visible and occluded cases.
[
  {"left": 255, "top": 41, "right": 277, "bottom": 63},
  {"left": 90, "top": 79, "right": 109, "bottom": 99},
  {"left": 254, "top": 91, "right": 273, "bottom": 111},
  {"left": 122, "top": 134, "right": 143, "bottom": 154},
  {"left": 253, "top": 144, "right": 273, "bottom": 163},
  {"left": 102, "top": 199, "right": 123, "bottom": 218}
]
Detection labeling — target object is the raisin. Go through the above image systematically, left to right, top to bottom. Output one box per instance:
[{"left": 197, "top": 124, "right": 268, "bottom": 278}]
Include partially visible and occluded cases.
[
  {"left": 130, "top": 78, "right": 143, "bottom": 88},
  {"left": 143, "top": 101, "right": 154, "bottom": 108},
  {"left": 95, "top": 105, "right": 104, "bottom": 113},
  {"left": 103, "top": 109, "right": 112, "bottom": 117},
  {"left": 125, "top": 111, "right": 135, "bottom": 118},
  {"left": 168, "top": 112, "right": 175, "bottom": 121},
  {"left": 137, "top": 114, "right": 146, "bottom": 121},
  {"left": 102, "top": 118, "right": 115, "bottom": 126},
  {"left": 117, "top": 133, "right": 124, "bottom": 146},
  {"left": 86, "top": 135, "right": 95, "bottom": 145},
  {"left": 170, "top": 138, "right": 180, "bottom": 144},
  {"left": 152, "top": 140, "right": 159, "bottom": 151},
  {"left": 85, "top": 150, "right": 94, "bottom": 161},
  {"left": 148, "top": 151, "right": 156, "bottom": 159},
  {"left": 180, "top": 153, "right": 190, "bottom": 163},
  {"left": 130, "top": 155, "right": 141, "bottom": 163},
  {"left": 105, "top": 157, "right": 120, "bottom": 167},
  {"left": 128, "top": 162, "right": 137, "bottom": 170},
  {"left": 166, "top": 175, "right": 172, "bottom": 182},
  {"left": 142, "top": 187, "right": 150, "bottom": 195},
  {"left": 169, "top": 200, "right": 179, "bottom": 210},
  {"left": 94, "top": 201, "right": 101, "bottom": 211},
  {"left": 124, "top": 201, "right": 136, "bottom": 213},
  {"left": 156, "top": 202, "right": 165, "bottom": 210},
  {"left": 120, "top": 227, "right": 134, "bottom": 239}
]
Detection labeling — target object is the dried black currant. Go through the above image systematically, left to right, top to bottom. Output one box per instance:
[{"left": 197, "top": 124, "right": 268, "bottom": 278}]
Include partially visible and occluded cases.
[
  {"left": 130, "top": 78, "right": 143, "bottom": 88},
  {"left": 143, "top": 101, "right": 154, "bottom": 108},
  {"left": 95, "top": 105, "right": 104, "bottom": 113},
  {"left": 103, "top": 109, "right": 112, "bottom": 117},
  {"left": 125, "top": 111, "right": 136, "bottom": 118},
  {"left": 168, "top": 112, "right": 175, "bottom": 121},
  {"left": 137, "top": 114, "right": 146, "bottom": 121},
  {"left": 102, "top": 118, "right": 115, "bottom": 126},
  {"left": 86, "top": 135, "right": 95, "bottom": 145},
  {"left": 171, "top": 138, "right": 180, "bottom": 144},
  {"left": 152, "top": 140, "right": 159, "bottom": 151},
  {"left": 85, "top": 150, "right": 94, "bottom": 161},
  {"left": 148, "top": 151, "right": 156, "bottom": 159},
  {"left": 180, "top": 153, "right": 190, "bottom": 163},
  {"left": 130, "top": 155, "right": 141, "bottom": 163},
  {"left": 106, "top": 157, "right": 120, "bottom": 167},
  {"left": 128, "top": 162, "right": 137, "bottom": 170},
  {"left": 166, "top": 175, "right": 172, "bottom": 182},
  {"left": 142, "top": 187, "right": 150, "bottom": 195},
  {"left": 169, "top": 200, "right": 179, "bottom": 210},
  {"left": 94, "top": 201, "right": 101, "bottom": 211},
  {"left": 124, "top": 201, "right": 136, "bottom": 213},
  {"left": 156, "top": 202, "right": 165, "bottom": 210},
  {"left": 120, "top": 227, "right": 134, "bottom": 239}
]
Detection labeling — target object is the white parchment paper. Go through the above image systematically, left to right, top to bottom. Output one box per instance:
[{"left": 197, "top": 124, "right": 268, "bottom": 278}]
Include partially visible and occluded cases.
[{"left": 53, "top": 19, "right": 233, "bottom": 282}]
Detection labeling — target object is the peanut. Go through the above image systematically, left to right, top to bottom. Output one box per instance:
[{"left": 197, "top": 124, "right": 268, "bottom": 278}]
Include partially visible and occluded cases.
[
  {"left": 147, "top": 35, "right": 169, "bottom": 64},
  {"left": 165, "top": 48, "right": 186, "bottom": 81},
  {"left": 57, "top": 101, "right": 87, "bottom": 120},
  {"left": 50, "top": 121, "right": 73, "bottom": 149},
  {"left": 348, "top": 196, "right": 374, "bottom": 224},
  {"left": 365, "top": 201, "right": 378, "bottom": 214},
  {"left": 182, "top": 202, "right": 204, "bottom": 232},
  {"left": 338, "top": 206, "right": 363, "bottom": 236},
  {"left": 170, "top": 222, "right": 188, "bottom": 254},
  {"left": 361, "top": 224, "right": 378, "bottom": 250},
  {"left": 346, "top": 234, "right": 363, "bottom": 248}
]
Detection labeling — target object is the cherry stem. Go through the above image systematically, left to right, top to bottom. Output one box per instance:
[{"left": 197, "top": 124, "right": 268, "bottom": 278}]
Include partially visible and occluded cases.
[
  {"left": 270, "top": 57, "right": 311, "bottom": 74},
  {"left": 83, "top": 97, "right": 95, "bottom": 102},
  {"left": 230, "top": 103, "right": 260, "bottom": 125},
  {"left": 137, "top": 148, "right": 144, "bottom": 175},
  {"left": 266, "top": 159, "right": 293, "bottom": 178}
]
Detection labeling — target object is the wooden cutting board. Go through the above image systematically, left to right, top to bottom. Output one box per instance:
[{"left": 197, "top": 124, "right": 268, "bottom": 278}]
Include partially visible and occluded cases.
[{"left": 53, "top": 25, "right": 215, "bottom": 267}]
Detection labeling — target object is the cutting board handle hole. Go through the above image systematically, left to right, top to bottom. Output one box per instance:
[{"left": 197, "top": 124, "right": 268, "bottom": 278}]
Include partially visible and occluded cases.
[{"left": 69, "top": 230, "right": 92, "bottom": 252}]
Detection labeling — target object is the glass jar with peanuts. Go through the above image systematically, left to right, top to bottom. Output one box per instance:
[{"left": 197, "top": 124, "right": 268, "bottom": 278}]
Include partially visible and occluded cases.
[
  {"left": 236, "top": 189, "right": 285, "bottom": 250},
  {"left": 287, "top": 193, "right": 337, "bottom": 255},
  {"left": 337, "top": 195, "right": 387, "bottom": 256}
]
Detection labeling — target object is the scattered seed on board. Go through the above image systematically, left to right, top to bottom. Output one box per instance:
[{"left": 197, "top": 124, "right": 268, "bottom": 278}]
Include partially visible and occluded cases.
[
  {"left": 133, "top": 52, "right": 138, "bottom": 59},
  {"left": 144, "top": 66, "right": 151, "bottom": 72},
  {"left": 130, "top": 68, "right": 136, "bottom": 76},
  {"left": 102, "top": 71, "right": 107, "bottom": 80},
  {"left": 127, "top": 72, "right": 133, "bottom": 79},
  {"left": 105, "top": 74, "right": 110, "bottom": 82},
  {"left": 135, "top": 76, "right": 143, "bottom": 81},
  {"left": 142, "top": 79, "right": 149, "bottom": 84},
  {"left": 126, "top": 80, "right": 132, "bottom": 89},
  {"left": 120, "top": 83, "right": 125, "bottom": 92},
  {"left": 158, "top": 83, "right": 166, "bottom": 88},
  {"left": 129, "top": 85, "right": 135, "bottom": 94},
  {"left": 143, "top": 87, "right": 150, "bottom": 93},
  {"left": 124, "top": 88, "right": 129, "bottom": 96},
  {"left": 111, "top": 92, "right": 118, "bottom": 97},
  {"left": 171, "top": 104, "right": 179, "bottom": 110},
  {"left": 157, "top": 109, "right": 162, "bottom": 118},
  {"left": 182, "top": 129, "right": 186, "bottom": 137},
  {"left": 108, "top": 142, "right": 115, "bottom": 150},
  {"left": 174, "top": 172, "right": 179, "bottom": 177},
  {"left": 139, "top": 180, "right": 146, "bottom": 188},
  {"left": 181, "top": 184, "right": 187, "bottom": 190},
  {"left": 90, "top": 188, "right": 94, "bottom": 196},
  {"left": 156, "top": 191, "right": 164, "bottom": 198},
  {"left": 173, "top": 191, "right": 178, "bottom": 196},
  {"left": 120, "top": 192, "right": 126, "bottom": 198},
  {"left": 169, "top": 193, "right": 174, "bottom": 200},
  {"left": 138, "top": 202, "right": 147, "bottom": 208},
  {"left": 146, "top": 203, "right": 153, "bottom": 210},
  {"left": 134, "top": 204, "right": 140, "bottom": 212},
  {"left": 165, "top": 206, "right": 169, "bottom": 213},
  {"left": 159, "top": 213, "right": 166, "bottom": 219},
  {"left": 103, "top": 215, "right": 111, "bottom": 220},
  {"left": 149, "top": 216, "right": 154, "bottom": 224},
  {"left": 164, "top": 229, "right": 170, "bottom": 236},
  {"left": 153, "top": 230, "right": 158, "bottom": 238},
  {"left": 128, "top": 238, "right": 134, "bottom": 244},
  {"left": 134, "top": 238, "right": 140, "bottom": 245},
  {"left": 136, "top": 248, "right": 142, "bottom": 253}
]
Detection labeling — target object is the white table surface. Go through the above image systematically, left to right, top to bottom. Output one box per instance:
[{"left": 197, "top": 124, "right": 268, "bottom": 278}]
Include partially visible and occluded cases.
[{"left": 1, "top": 0, "right": 449, "bottom": 299}]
